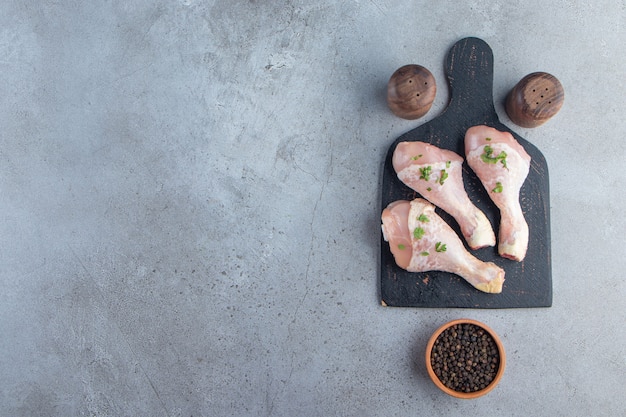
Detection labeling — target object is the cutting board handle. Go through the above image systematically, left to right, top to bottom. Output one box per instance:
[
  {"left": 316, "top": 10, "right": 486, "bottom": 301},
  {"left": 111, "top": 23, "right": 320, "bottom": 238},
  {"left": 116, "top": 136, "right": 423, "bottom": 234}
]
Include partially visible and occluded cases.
[{"left": 443, "top": 37, "right": 497, "bottom": 123}]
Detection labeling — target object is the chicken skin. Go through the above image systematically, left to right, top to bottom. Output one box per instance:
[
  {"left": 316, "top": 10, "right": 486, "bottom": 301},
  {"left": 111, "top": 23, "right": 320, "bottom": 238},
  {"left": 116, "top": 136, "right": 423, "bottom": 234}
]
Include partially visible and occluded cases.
[
  {"left": 465, "top": 125, "right": 531, "bottom": 261},
  {"left": 392, "top": 141, "right": 495, "bottom": 250},
  {"left": 382, "top": 198, "right": 505, "bottom": 294}
]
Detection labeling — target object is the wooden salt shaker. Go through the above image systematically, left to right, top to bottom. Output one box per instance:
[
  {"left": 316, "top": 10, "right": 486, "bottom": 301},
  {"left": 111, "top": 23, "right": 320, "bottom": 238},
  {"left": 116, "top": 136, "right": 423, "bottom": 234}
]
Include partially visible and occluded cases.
[
  {"left": 387, "top": 65, "right": 436, "bottom": 120},
  {"left": 506, "top": 72, "right": 564, "bottom": 128}
]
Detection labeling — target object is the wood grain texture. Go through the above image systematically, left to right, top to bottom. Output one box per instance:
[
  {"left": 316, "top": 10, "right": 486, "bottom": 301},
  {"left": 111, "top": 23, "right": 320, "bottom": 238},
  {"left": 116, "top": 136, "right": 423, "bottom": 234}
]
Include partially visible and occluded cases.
[
  {"left": 380, "top": 37, "right": 552, "bottom": 308},
  {"left": 387, "top": 64, "right": 437, "bottom": 120},
  {"left": 506, "top": 72, "right": 564, "bottom": 128}
]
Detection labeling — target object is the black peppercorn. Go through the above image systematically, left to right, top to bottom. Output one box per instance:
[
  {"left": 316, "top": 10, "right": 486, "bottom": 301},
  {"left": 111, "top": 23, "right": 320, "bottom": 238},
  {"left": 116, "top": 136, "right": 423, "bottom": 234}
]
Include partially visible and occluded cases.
[{"left": 430, "top": 323, "right": 501, "bottom": 393}]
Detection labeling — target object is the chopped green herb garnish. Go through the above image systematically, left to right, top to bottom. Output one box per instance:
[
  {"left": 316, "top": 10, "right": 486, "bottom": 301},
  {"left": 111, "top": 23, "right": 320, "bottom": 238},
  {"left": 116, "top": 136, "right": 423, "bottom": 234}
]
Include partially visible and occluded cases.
[
  {"left": 485, "top": 137, "right": 492, "bottom": 141},
  {"left": 480, "top": 145, "right": 508, "bottom": 169},
  {"left": 481, "top": 145, "right": 494, "bottom": 160},
  {"left": 499, "top": 151, "right": 508, "bottom": 169},
  {"left": 411, "top": 154, "right": 423, "bottom": 161},
  {"left": 446, "top": 160, "right": 451, "bottom": 168},
  {"left": 419, "top": 165, "right": 432, "bottom": 180},
  {"left": 438, "top": 169, "right": 449, "bottom": 185},
  {"left": 492, "top": 182, "right": 503, "bottom": 193},
  {"left": 426, "top": 187, "right": 432, "bottom": 191},
  {"left": 417, "top": 214, "right": 429, "bottom": 222},
  {"left": 413, "top": 227, "right": 425, "bottom": 239},
  {"left": 435, "top": 242, "right": 447, "bottom": 252},
  {"left": 398, "top": 244, "right": 406, "bottom": 250},
  {"left": 420, "top": 251, "right": 430, "bottom": 256}
]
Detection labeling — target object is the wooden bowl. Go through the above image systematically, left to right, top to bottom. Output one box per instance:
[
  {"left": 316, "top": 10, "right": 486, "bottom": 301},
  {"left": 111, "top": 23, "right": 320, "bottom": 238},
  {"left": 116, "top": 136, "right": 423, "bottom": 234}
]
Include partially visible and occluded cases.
[{"left": 425, "top": 319, "right": 506, "bottom": 399}]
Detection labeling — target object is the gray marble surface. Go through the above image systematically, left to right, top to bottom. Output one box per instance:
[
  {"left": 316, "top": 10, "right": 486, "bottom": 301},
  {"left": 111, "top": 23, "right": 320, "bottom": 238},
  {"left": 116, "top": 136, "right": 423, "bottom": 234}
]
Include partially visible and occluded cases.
[{"left": 1, "top": 1, "right": 624, "bottom": 416}]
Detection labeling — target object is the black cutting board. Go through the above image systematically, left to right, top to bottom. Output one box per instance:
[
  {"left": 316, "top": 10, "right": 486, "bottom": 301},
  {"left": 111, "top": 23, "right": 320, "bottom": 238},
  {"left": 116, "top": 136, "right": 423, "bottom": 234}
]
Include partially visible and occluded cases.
[{"left": 380, "top": 37, "right": 552, "bottom": 308}]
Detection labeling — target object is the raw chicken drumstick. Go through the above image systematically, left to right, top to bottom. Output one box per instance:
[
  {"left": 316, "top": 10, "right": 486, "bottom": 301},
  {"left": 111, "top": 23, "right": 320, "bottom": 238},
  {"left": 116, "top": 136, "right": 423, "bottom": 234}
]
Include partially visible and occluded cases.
[
  {"left": 465, "top": 125, "right": 531, "bottom": 262},
  {"left": 393, "top": 141, "right": 495, "bottom": 250},
  {"left": 381, "top": 198, "right": 505, "bottom": 294}
]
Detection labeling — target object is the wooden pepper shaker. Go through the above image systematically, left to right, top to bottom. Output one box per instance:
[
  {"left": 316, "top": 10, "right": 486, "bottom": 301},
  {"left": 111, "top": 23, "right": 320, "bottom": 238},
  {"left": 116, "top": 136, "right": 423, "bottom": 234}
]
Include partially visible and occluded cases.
[
  {"left": 387, "top": 65, "right": 436, "bottom": 120},
  {"left": 505, "top": 72, "right": 564, "bottom": 128}
]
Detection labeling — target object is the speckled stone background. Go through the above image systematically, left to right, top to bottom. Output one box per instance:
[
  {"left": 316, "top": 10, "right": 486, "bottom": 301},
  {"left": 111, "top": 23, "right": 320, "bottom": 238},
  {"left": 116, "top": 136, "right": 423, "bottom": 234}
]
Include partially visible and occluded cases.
[{"left": 1, "top": 1, "right": 624, "bottom": 416}]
